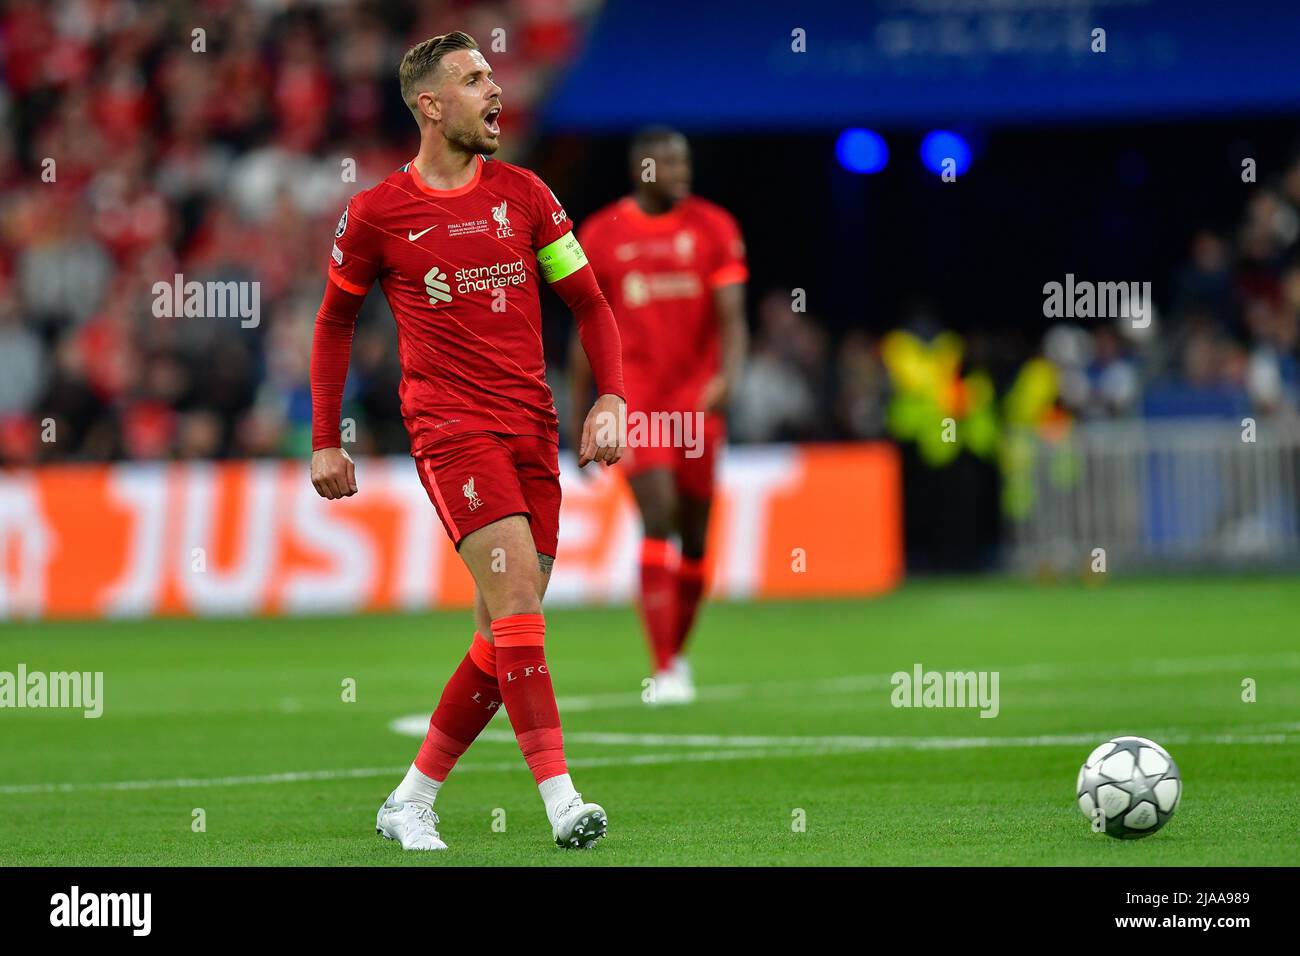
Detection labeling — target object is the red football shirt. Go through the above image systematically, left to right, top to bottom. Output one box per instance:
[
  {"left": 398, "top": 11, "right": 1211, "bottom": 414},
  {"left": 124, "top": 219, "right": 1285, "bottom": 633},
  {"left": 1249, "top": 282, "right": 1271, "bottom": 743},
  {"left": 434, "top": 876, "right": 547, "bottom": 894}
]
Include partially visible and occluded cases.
[
  {"left": 326, "top": 156, "right": 577, "bottom": 451},
  {"left": 579, "top": 195, "right": 747, "bottom": 413}
]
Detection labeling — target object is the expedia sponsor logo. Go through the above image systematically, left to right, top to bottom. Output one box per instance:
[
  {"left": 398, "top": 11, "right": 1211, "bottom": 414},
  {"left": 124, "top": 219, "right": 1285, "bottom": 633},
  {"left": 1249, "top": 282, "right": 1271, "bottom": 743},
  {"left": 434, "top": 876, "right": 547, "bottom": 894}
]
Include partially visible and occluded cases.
[{"left": 455, "top": 259, "right": 527, "bottom": 294}]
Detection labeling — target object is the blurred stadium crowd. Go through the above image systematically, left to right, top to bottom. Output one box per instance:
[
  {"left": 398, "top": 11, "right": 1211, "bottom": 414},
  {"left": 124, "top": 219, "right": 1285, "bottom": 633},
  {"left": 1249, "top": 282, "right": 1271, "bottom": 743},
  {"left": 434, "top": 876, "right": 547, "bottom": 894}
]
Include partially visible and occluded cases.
[
  {"left": 0, "top": 0, "right": 588, "bottom": 463},
  {"left": 1, "top": 0, "right": 1298, "bottom": 466}
]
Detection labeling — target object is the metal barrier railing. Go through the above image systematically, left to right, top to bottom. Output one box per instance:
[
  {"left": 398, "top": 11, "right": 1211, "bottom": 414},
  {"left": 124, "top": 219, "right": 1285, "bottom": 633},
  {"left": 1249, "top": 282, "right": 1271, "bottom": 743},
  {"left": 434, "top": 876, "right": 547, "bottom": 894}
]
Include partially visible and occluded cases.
[{"left": 1005, "top": 419, "right": 1300, "bottom": 572}]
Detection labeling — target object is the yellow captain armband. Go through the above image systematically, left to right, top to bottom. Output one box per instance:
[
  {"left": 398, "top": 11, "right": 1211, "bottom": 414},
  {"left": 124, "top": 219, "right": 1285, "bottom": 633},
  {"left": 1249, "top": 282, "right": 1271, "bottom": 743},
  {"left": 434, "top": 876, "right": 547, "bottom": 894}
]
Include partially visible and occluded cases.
[{"left": 536, "top": 232, "right": 588, "bottom": 283}]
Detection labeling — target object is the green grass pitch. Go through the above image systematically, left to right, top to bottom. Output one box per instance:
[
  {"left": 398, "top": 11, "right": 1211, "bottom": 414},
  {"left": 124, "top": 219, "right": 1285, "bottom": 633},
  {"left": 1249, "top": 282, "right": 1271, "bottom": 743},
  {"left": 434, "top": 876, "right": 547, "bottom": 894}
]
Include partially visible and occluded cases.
[{"left": 1, "top": 576, "right": 1297, "bottom": 866}]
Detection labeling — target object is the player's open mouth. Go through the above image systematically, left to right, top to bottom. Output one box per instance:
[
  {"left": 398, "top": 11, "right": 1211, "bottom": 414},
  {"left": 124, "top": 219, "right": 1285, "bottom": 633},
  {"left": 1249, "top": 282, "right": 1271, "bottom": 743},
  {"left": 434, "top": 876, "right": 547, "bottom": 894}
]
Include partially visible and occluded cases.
[{"left": 483, "top": 107, "right": 501, "bottom": 136}]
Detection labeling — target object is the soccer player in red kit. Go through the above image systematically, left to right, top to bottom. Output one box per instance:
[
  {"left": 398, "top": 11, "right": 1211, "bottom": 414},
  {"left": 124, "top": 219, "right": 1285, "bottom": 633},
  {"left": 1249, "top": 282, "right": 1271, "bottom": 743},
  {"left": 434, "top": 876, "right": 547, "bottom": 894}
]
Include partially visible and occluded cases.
[
  {"left": 310, "top": 33, "right": 625, "bottom": 851},
  {"left": 570, "top": 128, "right": 748, "bottom": 704}
]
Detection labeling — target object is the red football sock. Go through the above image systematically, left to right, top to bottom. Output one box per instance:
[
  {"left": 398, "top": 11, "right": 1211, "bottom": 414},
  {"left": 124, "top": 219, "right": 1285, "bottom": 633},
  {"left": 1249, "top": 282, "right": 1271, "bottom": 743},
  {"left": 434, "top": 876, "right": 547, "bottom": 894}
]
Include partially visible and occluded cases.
[
  {"left": 639, "top": 538, "right": 679, "bottom": 672},
  {"left": 674, "top": 556, "right": 707, "bottom": 656},
  {"left": 493, "top": 613, "right": 568, "bottom": 784},
  {"left": 414, "top": 633, "right": 501, "bottom": 782}
]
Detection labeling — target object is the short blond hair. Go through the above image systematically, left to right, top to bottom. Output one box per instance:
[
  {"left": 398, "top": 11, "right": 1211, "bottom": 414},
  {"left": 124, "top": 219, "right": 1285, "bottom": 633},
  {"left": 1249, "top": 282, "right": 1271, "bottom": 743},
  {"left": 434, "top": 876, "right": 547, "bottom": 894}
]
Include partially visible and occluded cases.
[{"left": 399, "top": 32, "right": 478, "bottom": 115}]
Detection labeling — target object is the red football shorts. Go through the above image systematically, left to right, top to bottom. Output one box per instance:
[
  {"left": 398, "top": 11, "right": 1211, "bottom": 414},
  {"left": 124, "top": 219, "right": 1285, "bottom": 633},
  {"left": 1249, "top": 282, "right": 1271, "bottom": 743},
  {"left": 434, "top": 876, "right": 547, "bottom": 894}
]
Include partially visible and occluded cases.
[
  {"left": 620, "top": 411, "right": 724, "bottom": 500},
  {"left": 413, "top": 431, "right": 562, "bottom": 558}
]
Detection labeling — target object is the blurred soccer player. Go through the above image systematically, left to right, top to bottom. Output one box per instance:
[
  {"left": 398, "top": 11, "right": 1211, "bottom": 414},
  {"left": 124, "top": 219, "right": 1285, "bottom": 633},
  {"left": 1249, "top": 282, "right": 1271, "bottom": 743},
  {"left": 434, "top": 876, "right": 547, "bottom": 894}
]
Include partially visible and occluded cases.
[
  {"left": 309, "top": 33, "right": 625, "bottom": 851},
  {"left": 571, "top": 129, "right": 748, "bottom": 704}
]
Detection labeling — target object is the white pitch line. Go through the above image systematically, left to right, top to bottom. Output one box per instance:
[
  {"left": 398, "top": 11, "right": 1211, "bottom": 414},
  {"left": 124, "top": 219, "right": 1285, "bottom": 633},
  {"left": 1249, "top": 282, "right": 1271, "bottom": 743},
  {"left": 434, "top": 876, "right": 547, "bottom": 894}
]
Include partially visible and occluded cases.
[
  {"left": 549, "top": 652, "right": 1300, "bottom": 713},
  {"left": 5, "top": 656, "right": 1295, "bottom": 797},
  {"left": 553, "top": 674, "right": 886, "bottom": 712},
  {"left": 5, "top": 726, "right": 1299, "bottom": 797},
  {"left": 473, "top": 727, "right": 1300, "bottom": 751},
  {"left": 0, "top": 749, "right": 831, "bottom": 796},
  {"left": 0, "top": 766, "right": 411, "bottom": 796}
]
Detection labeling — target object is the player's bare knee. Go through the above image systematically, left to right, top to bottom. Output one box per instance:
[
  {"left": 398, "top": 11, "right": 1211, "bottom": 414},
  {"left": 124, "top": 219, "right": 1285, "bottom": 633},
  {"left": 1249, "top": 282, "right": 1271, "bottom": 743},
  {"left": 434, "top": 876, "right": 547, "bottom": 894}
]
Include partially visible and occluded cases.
[
  {"left": 488, "top": 583, "right": 541, "bottom": 620},
  {"left": 473, "top": 591, "right": 492, "bottom": 638}
]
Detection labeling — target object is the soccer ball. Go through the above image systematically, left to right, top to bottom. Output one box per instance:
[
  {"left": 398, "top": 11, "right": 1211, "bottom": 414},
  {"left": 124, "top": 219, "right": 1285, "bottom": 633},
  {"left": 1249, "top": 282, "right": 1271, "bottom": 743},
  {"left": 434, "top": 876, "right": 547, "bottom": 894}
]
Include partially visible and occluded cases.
[{"left": 1076, "top": 736, "right": 1181, "bottom": 839}]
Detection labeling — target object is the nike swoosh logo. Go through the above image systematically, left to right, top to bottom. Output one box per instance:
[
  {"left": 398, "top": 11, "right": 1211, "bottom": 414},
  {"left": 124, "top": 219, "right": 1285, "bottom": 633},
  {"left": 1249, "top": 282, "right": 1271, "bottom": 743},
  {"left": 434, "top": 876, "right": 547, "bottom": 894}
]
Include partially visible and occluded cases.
[{"left": 408, "top": 225, "right": 439, "bottom": 241}]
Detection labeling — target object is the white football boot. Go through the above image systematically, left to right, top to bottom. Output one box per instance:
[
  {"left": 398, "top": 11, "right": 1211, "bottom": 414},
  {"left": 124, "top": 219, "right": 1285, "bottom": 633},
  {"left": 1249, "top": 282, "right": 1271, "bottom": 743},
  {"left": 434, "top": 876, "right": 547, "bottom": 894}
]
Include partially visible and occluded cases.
[
  {"left": 671, "top": 656, "right": 697, "bottom": 703},
  {"left": 648, "top": 668, "right": 692, "bottom": 705},
  {"left": 647, "top": 669, "right": 677, "bottom": 705},
  {"left": 376, "top": 792, "right": 448, "bottom": 850},
  {"left": 552, "top": 793, "right": 608, "bottom": 849}
]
